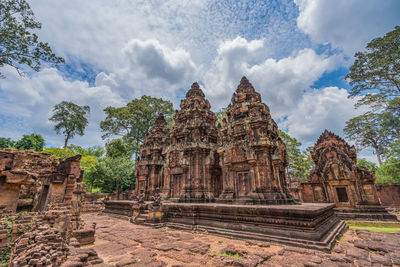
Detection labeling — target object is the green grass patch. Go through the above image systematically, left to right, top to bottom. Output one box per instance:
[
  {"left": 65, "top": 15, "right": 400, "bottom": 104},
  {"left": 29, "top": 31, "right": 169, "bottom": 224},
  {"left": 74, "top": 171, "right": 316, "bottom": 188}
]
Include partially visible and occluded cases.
[
  {"left": 346, "top": 221, "right": 400, "bottom": 233},
  {"left": 348, "top": 225, "right": 400, "bottom": 233},
  {"left": 214, "top": 251, "right": 242, "bottom": 259}
]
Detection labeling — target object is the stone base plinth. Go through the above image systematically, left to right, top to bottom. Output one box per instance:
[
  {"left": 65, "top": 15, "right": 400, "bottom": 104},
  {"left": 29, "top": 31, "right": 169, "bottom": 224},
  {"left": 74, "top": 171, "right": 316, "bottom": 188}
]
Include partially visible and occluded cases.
[
  {"left": 103, "top": 200, "right": 135, "bottom": 217},
  {"left": 160, "top": 202, "right": 346, "bottom": 251},
  {"left": 334, "top": 205, "right": 398, "bottom": 221}
]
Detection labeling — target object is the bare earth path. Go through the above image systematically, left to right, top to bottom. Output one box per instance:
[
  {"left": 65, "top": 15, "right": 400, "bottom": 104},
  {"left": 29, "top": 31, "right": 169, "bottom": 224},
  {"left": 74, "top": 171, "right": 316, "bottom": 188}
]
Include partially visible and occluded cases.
[{"left": 82, "top": 213, "right": 400, "bottom": 267}]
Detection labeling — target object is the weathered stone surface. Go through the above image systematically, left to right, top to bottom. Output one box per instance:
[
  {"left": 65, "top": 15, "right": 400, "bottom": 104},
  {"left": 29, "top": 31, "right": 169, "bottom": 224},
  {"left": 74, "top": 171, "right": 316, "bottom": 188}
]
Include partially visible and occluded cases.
[
  {"left": 134, "top": 78, "right": 294, "bottom": 204},
  {"left": 291, "top": 131, "right": 398, "bottom": 221},
  {"left": 0, "top": 149, "right": 83, "bottom": 213}
]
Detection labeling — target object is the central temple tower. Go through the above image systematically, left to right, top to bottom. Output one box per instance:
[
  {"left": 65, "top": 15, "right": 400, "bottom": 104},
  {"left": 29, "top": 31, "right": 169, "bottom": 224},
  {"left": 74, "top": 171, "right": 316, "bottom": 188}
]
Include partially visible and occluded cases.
[{"left": 217, "top": 77, "right": 294, "bottom": 204}]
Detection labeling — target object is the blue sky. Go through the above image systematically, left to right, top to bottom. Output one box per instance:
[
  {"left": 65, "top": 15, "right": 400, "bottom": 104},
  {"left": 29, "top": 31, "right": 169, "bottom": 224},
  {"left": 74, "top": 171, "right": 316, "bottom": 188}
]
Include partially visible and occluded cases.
[{"left": 0, "top": 0, "right": 399, "bottom": 162}]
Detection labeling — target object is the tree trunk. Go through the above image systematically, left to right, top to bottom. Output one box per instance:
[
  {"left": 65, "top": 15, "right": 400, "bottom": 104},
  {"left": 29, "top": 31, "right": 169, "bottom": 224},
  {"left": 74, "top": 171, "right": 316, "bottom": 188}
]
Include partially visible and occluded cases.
[
  {"left": 64, "top": 132, "right": 70, "bottom": 149},
  {"left": 374, "top": 146, "right": 383, "bottom": 166}
]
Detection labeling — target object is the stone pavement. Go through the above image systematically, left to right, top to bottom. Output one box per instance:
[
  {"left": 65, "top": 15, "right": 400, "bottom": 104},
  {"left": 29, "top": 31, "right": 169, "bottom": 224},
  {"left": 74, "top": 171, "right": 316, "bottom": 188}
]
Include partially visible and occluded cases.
[{"left": 82, "top": 213, "right": 400, "bottom": 267}]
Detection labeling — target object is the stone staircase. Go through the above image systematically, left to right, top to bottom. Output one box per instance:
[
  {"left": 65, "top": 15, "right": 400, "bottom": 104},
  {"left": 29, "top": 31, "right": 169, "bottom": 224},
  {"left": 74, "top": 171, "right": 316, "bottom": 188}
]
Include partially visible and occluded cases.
[{"left": 134, "top": 209, "right": 149, "bottom": 224}]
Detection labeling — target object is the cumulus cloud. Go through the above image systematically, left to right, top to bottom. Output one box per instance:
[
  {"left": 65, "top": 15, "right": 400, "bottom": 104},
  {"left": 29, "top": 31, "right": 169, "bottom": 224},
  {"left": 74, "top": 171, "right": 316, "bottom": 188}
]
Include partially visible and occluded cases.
[
  {"left": 295, "top": 0, "right": 400, "bottom": 56},
  {"left": 203, "top": 37, "right": 344, "bottom": 117},
  {"left": 121, "top": 39, "right": 196, "bottom": 85},
  {"left": 0, "top": 66, "right": 124, "bottom": 147},
  {"left": 282, "top": 87, "right": 365, "bottom": 146}
]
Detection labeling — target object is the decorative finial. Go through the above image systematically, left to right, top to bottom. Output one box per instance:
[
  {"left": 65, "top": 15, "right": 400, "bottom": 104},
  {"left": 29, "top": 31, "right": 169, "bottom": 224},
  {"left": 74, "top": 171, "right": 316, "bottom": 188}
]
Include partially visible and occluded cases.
[{"left": 191, "top": 82, "right": 200, "bottom": 89}]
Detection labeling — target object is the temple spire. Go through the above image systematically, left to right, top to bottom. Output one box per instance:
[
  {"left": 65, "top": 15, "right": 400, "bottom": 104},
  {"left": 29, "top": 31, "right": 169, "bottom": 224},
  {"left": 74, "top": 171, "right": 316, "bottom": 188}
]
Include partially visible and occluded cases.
[
  {"left": 236, "top": 76, "right": 255, "bottom": 93},
  {"left": 186, "top": 82, "right": 205, "bottom": 98}
]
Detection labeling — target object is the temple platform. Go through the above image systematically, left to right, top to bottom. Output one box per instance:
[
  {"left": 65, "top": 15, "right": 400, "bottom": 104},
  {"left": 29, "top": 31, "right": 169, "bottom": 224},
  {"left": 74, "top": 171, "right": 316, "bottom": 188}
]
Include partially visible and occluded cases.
[
  {"left": 104, "top": 200, "right": 347, "bottom": 251},
  {"left": 334, "top": 205, "right": 398, "bottom": 221}
]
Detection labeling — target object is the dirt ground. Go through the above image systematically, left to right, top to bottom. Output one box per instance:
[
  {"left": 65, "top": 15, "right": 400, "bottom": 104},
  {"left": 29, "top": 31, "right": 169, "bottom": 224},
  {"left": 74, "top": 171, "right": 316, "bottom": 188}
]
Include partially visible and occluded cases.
[{"left": 81, "top": 213, "right": 400, "bottom": 267}]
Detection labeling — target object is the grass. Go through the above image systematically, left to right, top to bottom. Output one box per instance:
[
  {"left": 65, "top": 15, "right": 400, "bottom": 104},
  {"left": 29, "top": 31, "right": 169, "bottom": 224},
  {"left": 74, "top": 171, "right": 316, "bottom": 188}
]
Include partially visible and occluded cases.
[
  {"left": 346, "top": 221, "right": 400, "bottom": 233},
  {"left": 347, "top": 225, "right": 400, "bottom": 233},
  {"left": 214, "top": 251, "right": 242, "bottom": 259}
]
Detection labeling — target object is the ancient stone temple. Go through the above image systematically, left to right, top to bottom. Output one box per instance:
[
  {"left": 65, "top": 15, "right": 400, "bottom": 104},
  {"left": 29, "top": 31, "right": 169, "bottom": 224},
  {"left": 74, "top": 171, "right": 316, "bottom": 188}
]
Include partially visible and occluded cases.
[
  {"left": 104, "top": 77, "right": 347, "bottom": 251},
  {"left": 218, "top": 77, "right": 293, "bottom": 204},
  {"left": 163, "top": 82, "right": 220, "bottom": 202},
  {"left": 135, "top": 113, "right": 170, "bottom": 199},
  {"left": 298, "top": 130, "right": 397, "bottom": 220}
]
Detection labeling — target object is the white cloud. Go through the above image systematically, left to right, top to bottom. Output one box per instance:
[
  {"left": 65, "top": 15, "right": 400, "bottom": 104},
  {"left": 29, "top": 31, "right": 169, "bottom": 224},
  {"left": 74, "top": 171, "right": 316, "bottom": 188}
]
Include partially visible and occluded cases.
[
  {"left": 295, "top": 0, "right": 400, "bottom": 56},
  {"left": 203, "top": 37, "right": 344, "bottom": 117},
  {"left": 121, "top": 39, "right": 196, "bottom": 85},
  {"left": 0, "top": 66, "right": 124, "bottom": 147},
  {"left": 282, "top": 86, "right": 365, "bottom": 146}
]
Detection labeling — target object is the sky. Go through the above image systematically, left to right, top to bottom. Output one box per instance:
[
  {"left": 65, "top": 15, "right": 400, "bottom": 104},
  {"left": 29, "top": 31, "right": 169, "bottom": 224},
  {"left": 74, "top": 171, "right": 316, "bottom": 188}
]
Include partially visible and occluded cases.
[{"left": 0, "top": 0, "right": 399, "bottom": 162}]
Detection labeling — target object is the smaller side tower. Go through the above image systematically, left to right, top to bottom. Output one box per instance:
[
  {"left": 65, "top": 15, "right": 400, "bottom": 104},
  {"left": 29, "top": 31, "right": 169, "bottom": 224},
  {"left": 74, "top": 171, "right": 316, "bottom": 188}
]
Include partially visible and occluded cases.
[{"left": 135, "top": 113, "right": 170, "bottom": 199}]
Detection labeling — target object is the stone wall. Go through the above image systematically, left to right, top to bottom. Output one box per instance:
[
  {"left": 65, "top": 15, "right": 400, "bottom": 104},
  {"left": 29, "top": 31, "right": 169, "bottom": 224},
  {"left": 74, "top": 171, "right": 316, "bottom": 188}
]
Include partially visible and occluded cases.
[
  {"left": 0, "top": 149, "right": 83, "bottom": 213},
  {"left": 376, "top": 184, "right": 400, "bottom": 207}
]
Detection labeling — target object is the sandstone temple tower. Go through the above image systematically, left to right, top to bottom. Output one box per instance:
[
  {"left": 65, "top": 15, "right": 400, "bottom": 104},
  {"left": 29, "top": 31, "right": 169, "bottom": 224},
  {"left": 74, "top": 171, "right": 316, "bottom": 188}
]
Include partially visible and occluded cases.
[
  {"left": 134, "top": 77, "right": 294, "bottom": 204},
  {"left": 218, "top": 77, "right": 293, "bottom": 204},
  {"left": 108, "top": 78, "right": 349, "bottom": 251},
  {"left": 163, "top": 82, "right": 220, "bottom": 202}
]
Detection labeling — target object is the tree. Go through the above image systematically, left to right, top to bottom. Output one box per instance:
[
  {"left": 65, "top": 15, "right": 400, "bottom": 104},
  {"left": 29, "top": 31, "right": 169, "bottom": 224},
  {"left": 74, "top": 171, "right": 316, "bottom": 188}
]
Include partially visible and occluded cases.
[
  {"left": 0, "top": 0, "right": 64, "bottom": 78},
  {"left": 346, "top": 26, "right": 400, "bottom": 110},
  {"left": 100, "top": 95, "right": 174, "bottom": 156},
  {"left": 49, "top": 101, "right": 90, "bottom": 148},
  {"left": 215, "top": 108, "right": 227, "bottom": 126},
  {"left": 344, "top": 112, "right": 390, "bottom": 166},
  {"left": 278, "top": 130, "right": 314, "bottom": 181},
  {"left": 14, "top": 133, "right": 44, "bottom": 151},
  {"left": 0, "top": 137, "right": 14, "bottom": 148},
  {"left": 105, "top": 139, "right": 132, "bottom": 158},
  {"left": 375, "top": 140, "right": 400, "bottom": 184},
  {"left": 357, "top": 158, "right": 378, "bottom": 172}
]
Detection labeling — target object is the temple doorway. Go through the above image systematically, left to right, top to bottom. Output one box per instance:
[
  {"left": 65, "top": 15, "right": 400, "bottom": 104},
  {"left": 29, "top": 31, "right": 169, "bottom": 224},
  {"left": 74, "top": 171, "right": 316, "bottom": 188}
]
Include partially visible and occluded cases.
[{"left": 336, "top": 187, "right": 349, "bottom": 203}]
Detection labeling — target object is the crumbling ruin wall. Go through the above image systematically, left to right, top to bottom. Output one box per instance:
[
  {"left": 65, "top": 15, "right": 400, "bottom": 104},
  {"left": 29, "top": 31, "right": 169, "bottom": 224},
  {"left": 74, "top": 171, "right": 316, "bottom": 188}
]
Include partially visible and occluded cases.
[
  {"left": 0, "top": 149, "right": 83, "bottom": 213},
  {"left": 376, "top": 184, "right": 400, "bottom": 206}
]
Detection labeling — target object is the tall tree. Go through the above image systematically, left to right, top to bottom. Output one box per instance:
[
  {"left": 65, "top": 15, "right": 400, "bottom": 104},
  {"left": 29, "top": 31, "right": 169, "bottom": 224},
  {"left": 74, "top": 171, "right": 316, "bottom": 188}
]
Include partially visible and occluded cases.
[
  {"left": 0, "top": 0, "right": 64, "bottom": 78},
  {"left": 346, "top": 26, "right": 400, "bottom": 111},
  {"left": 100, "top": 95, "right": 174, "bottom": 156},
  {"left": 49, "top": 101, "right": 90, "bottom": 148},
  {"left": 344, "top": 112, "right": 390, "bottom": 166}
]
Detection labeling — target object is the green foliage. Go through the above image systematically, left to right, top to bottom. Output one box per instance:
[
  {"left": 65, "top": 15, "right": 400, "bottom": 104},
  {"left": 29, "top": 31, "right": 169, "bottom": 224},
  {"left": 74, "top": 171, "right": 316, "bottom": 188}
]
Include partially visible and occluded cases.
[
  {"left": 0, "top": 0, "right": 64, "bottom": 78},
  {"left": 345, "top": 26, "right": 400, "bottom": 178},
  {"left": 346, "top": 26, "right": 400, "bottom": 100},
  {"left": 100, "top": 95, "right": 174, "bottom": 156},
  {"left": 49, "top": 101, "right": 90, "bottom": 148},
  {"left": 215, "top": 108, "right": 227, "bottom": 126},
  {"left": 344, "top": 112, "right": 390, "bottom": 166},
  {"left": 278, "top": 130, "right": 314, "bottom": 181},
  {"left": 13, "top": 133, "right": 44, "bottom": 151},
  {"left": 0, "top": 137, "right": 14, "bottom": 148},
  {"left": 75, "top": 139, "right": 136, "bottom": 193},
  {"left": 105, "top": 139, "right": 132, "bottom": 158},
  {"left": 375, "top": 140, "right": 400, "bottom": 184},
  {"left": 68, "top": 144, "right": 104, "bottom": 158},
  {"left": 42, "top": 147, "right": 77, "bottom": 158},
  {"left": 84, "top": 156, "right": 135, "bottom": 193},
  {"left": 357, "top": 158, "right": 378, "bottom": 172},
  {"left": 0, "top": 242, "right": 11, "bottom": 266}
]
